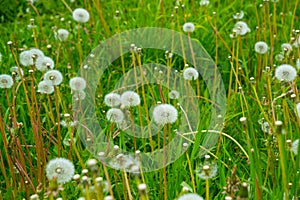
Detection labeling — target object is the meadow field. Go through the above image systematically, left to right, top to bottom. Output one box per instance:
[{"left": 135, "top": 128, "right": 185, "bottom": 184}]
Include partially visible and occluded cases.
[{"left": 0, "top": 0, "right": 299, "bottom": 199}]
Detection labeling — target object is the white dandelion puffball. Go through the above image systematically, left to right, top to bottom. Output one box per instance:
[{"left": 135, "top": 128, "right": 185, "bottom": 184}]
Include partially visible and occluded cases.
[
  {"left": 199, "top": 0, "right": 209, "bottom": 6},
  {"left": 72, "top": 8, "right": 90, "bottom": 23},
  {"left": 233, "top": 11, "right": 244, "bottom": 19},
  {"left": 233, "top": 21, "right": 250, "bottom": 35},
  {"left": 183, "top": 22, "right": 195, "bottom": 33},
  {"left": 57, "top": 29, "right": 69, "bottom": 41},
  {"left": 255, "top": 41, "right": 268, "bottom": 54},
  {"left": 281, "top": 43, "right": 292, "bottom": 53},
  {"left": 20, "top": 48, "right": 44, "bottom": 66},
  {"left": 29, "top": 48, "right": 44, "bottom": 59},
  {"left": 36, "top": 56, "right": 54, "bottom": 71},
  {"left": 296, "top": 59, "right": 300, "bottom": 69},
  {"left": 275, "top": 64, "right": 297, "bottom": 82},
  {"left": 10, "top": 66, "right": 24, "bottom": 81},
  {"left": 183, "top": 67, "right": 199, "bottom": 80},
  {"left": 44, "top": 70, "right": 63, "bottom": 86},
  {"left": 0, "top": 74, "right": 14, "bottom": 89},
  {"left": 70, "top": 77, "right": 86, "bottom": 91},
  {"left": 38, "top": 81, "right": 54, "bottom": 94},
  {"left": 73, "top": 90, "right": 86, "bottom": 100},
  {"left": 168, "top": 90, "right": 180, "bottom": 99},
  {"left": 120, "top": 91, "right": 141, "bottom": 107},
  {"left": 104, "top": 93, "right": 121, "bottom": 107},
  {"left": 296, "top": 103, "right": 300, "bottom": 118},
  {"left": 153, "top": 104, "right": 178, "bottom": 125},
  {"left": 106, "top": 108, "right": 124, "bottom": 123},
  {"left": 292, "top": 139, "right": 299, "bottom": 155},
  {"left": 46, "top": 157, "right": 75, "bottom": 184},
  {"left": 196, "top": 163, "right": 218, "bottom": 180},
  {"left": 178, "top": 193, "right": 204, "bottom": 200}
]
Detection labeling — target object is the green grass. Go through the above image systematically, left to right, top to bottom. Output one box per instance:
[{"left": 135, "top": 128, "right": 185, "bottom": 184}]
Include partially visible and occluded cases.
[{"left": 0, "top": 0, "right": 299, "bottom": 199}]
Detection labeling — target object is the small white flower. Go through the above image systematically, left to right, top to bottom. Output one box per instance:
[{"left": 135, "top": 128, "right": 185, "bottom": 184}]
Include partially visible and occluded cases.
[
  {"left": 199, "top": 0, "right": 209, "bottom": 6},
  {"left": 72, "top": 8, "right": 90, "bottom": 23},
  {"left": 233, "top": 11, "right": 244, "bottom": 19},
  {"left": 233, "top": 21, "right": 250, "bottom": 36},
  {"left": 183, "top": 22, "right": 195, "bottom": 33},
  {"left": 57, "top": 29, "right": 69, "bottom": 41},
  {"left": 255, "top": 41, "right": 268, "bottom": 54},
  {"left": 281, "top": 43, "right": 293, "bottom": 53},
  {"left": 36, "top": 56, "right": 54, "bottom": 71},
  {"left": 275, "top": 64, "right": 297, "bottom": 82},
  {"left": 10, "top": 66, "right": 24, "bottom": 81},
  {"left": 183, "top": 67, "right": 199, "bottom": 80},
  {"left": 44, "top": 70, "right": 63, "bottom": 86},
  {"left": 0, "top": 74, "right": 14, "bottom": 89},
  {"left": 70, "top": 77, "right": 86, "bottom": 91},
  {"left": 38, "top": 80, "right": 54, "bottom": 94},
  {"left": 73, "top": 90, "right": 86, "bottom": 100},
  {"left": 168, "top": 90, "right": 180, "bottom": 99},
  {"left": 120, "top": 91, "right": 140, "bottom": 107},
  {"left": 104, "top": 93, "right": 121, "bottom": 107},
  {"left": 153, "top": 104, "right": 178, "bottom": 125},
  {"left": 106, "top": 108, "right": 124, "bottom": 123},
  {"left": 292, "top": 139, "right": 299, "bottom": 155},
  {"left": 46, "top": 158, "right": 75, "bottom": 184},
  {"left": 178, "top": 193, "right": 204, "bottom": 200}
]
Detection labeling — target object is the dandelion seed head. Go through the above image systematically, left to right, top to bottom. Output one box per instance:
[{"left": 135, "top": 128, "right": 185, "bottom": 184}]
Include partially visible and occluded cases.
[
  {"left": 199, "top": 0, "right": 209, "bottom": 6},
  {"left": 72, "top": 8, "right": 90, "bottom": 23},
  {"left": 233, "top": 11, "right": 244, "bottom": 19},
  {"left": 233, "top": 21, "right": 250, "bottom": 35},
  {"left": 183, "top": 22, "right": 195, "bottom": 33},
  {"left": 57, "top": 29, "right": 69, "bottom": 41},
  {"left": 255, "top": 41, "right": 268, "bottom": 54},
  {"left": 281, "top": 43, "right": 292, "bottom": 53},
  {"left": 36, "top": 56, "right": 54, "bottom": 71},
  {"left": 296, "top": 59, "right": 300, "bottom": 69},
  {"left": 275, "top": 64, "right": 297, "bottom": 82},
  {"left": 10, "top": 66, "right": 24, "bottom": 81},
  {"left": 183, "top": 67, "right": 199, "bottom": 80},
  {"left": 44, "top": 70, "right": 63, "bottom": 86},
  {"left": 0, "top": 74, "right": 14, "bottom": 89},
  {"left": 70, "top": 77, "right": 86, "bottom": 91},
  {"left": 38, "top": 80, "right": 54, "bottom": 94},
  {"left": 73, "top": 90, "right": 86, "bottom": 100},
  {"left": 168, "top": 90, "right": 180, "bottom": 99},
  {"left": 121, "top": 91, "right": 140, "bottom": 107},
  {"left": 104, "top": 93, "right": 121, "bottom": 107},
  {"left": 296, "top": 102, "right": 300, "bottom": 118},
  {"left": 153, "top": 104, "right": 178, "bottom": 125},
  {"left": 106, "top": 108, "right": 124, "bottom": 123},
  {"left": 292, "top": 139, "right": 299, "bottom": 155},
  {"left": 46, "top": 158, "right": 75, "bottom": 184},
  {"left": 196, "top": 163, "right": 218, "bottom": 180},
  {"left": 178, "top": 193, "right": 204, "bottom": 200}
]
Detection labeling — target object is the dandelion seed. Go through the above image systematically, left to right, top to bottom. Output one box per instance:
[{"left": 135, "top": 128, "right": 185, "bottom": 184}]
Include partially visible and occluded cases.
[
  {"left": 199, "top": 0, "right": 209, "bottom": 6},
  {"left": 72, "top": 8, "right": 90, "bottom": 23},
  {"left": 233, "top": 11, "right": 244, "bottom": 19},
  {"left": 233, "top": 21, "right": 250, "bottom": 35},
  {"left": 183, "top": 22, "right": 195, "bottom": 33},
  {"left": 57, "top": 29, "right": 69, "bottom": 41},
  {"left": 255, "top": 41, "right": 268, "bottom": 54},
  {"left": 281, "top": 43, "right": 292, "bottom": 53},
  {"left": 35, "top": 56, "right": 54, "bottom": 71},
  {"left": 275, "top": 64, "right": 297, "bottom": 82},
  {"left": 10, "top": 66, "right": 24, "bottom": 81},
  {"left": 183, "top": 67, "right": 199, "bottom": 80},
  {"left": 44, "top": 70, "right": 63, "bottom": 86},
  {"left": 0, "top": 74, "right": 14, "bottom": 89},
  {"left": 70, "top": 77, "right": 86, "bottom": 91},
  {"left": 38, "top": 80, "right": 54, "bottom": 94},
  {"left": 73, "top": 90, "right": 86, "bottom": 100},
  {"left": 168, "top": 90, "right": 180, "bottom": 99},
  {"left": 121, "top": 91, "right": 140, "bottom": 107},
  {"left": 104, "top": 93, "right": 121, "bottom": 107},
  {"left": 153, "top": 104, "right": 178, "bottom": 125},
  {"left": 106, "top": 108, "right": 124, "bottom": 123},
  {"left": 292, "top": 139, "right": 299, "bottom": 155},
  {"left": 46, "top": 158, "right": 75, "bottom": 184},
  {"left": 196, "top": 163, "right": 218, "bottom": 180},
  {"left": 178, "top": 193, "right": 204, "bottom": 200}
]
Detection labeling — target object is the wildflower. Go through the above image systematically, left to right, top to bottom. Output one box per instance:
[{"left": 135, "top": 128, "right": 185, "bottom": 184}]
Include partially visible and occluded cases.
[
  {"left": 199, "top": 0, "right": 209, "bottom": 6},
  {"left": 72, "top": 8, "right": 90, "bottom": 23},
  {"left": 233, "top": 11, "right": 244, "bottom": 19},
  {"left": 233, "top": 21, "right": 250, "bottom": 35},
  {"left": 183, "top": 22, "right": 195, "bottom": 33},
  {"left": 57, "top": 29, "right": 69, "bottom": 41},
  {"left": 254, "top": 41, "right": 268, "bottom": 54},
  {"left": 281, "top": 43, "right": 292, "bottom": 54},
  {"left": 36, "top": 56, "right": 54, "bottom": 71},
  {"left": 275, "top": 64, "right": 297, "bottom": 82},
  {"left": 10, "top": 66, "right": 24, "bottom": 81},
  {"left": 183, "top": 67, "right": 199, "bottom": 80},
  {"left": 43, "top": 70, "right": 63, "bottom": 86},
  {"left": 0, "top": 74, "right": 14, "bottom": 89},
  {"left": 69, "top": 77, "right": 86, "bottom": 91},
  {"left": 38, "top": 81, "right": 54, "bottom": 94},
  {"left": 72, "top": 90, "right": 86, "bottom": 100},
  {"left": 168, "top": 90, "right": 180, "bottom": 99},
  {"left": 120, "top": 91, "right": 141, "bottom": 107},
  {"left": 104, "top": 92, "right": 121, "bottom": 107},
  {"left": 153, "top": 104, "right": 178, "bottom": 125},
  {"left": 106, "top": 108, "right": 124, "bottom": 123},
  {"left": 292, "top": 139, "right": 299, "bottom": 155},
  {"left": 46, "top": 158, "right": 75, "bottom": 184},
  {"left": 196, "top": 163, "right": 218, "bottom": 180},
  {"left": 178, "top": 193, "right": 204, "bottom": 200}
]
